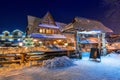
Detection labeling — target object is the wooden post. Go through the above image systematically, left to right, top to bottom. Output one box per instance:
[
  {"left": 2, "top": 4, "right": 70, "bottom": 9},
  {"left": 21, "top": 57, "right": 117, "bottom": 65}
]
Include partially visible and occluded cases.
[
  {"left": 76, "top": 31, "right": 82, "bottom": 59},
  {"left": 76, "top": 31, "right": 79, "bottom": 51},
  {"left": 98, "top": 33, "right": 101, "bottom": 52},
  {"left": 102, "top": 33, "right": 107, "bottom": 55},
  {"left": 67, "top": 51, "right": 70, "bottom": 57},
  {"left": 20, "top": 53, "right": 26, "bottom": 65}
]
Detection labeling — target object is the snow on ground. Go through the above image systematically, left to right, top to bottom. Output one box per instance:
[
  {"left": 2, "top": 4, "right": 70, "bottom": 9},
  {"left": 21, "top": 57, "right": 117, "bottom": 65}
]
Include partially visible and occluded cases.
[
  {"left": 1, "top": 52, "right": 120, "bottom": 80},
  {"left": 42, "top": 56, "right": 73, "bottom": 69}
]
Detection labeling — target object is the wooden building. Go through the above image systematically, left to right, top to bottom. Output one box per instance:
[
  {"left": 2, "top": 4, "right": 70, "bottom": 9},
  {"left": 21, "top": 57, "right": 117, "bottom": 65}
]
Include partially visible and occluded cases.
[
  {"left": 26, "top": 12, "right": 75, "bottom": 50},
  {"left": 62, "top": 17, "right": 113, "bottom": 54}
]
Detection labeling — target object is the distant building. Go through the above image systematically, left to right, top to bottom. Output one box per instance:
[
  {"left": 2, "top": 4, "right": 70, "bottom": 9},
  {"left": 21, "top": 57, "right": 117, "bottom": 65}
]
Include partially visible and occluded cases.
[{"left": 0, "top": 29, "right": 25, "bottom": 47}]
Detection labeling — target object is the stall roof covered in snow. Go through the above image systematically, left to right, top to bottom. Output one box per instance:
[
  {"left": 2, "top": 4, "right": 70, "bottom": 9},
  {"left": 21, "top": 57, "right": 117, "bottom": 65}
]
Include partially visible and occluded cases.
[
  {"left": 62, "top": 17, "right": 113, "bottom": 33},
  {"left": 30, "top": 33, "right": 66, "bottom": 39},
  {"left": 80, "top": 37, "right": 107, "bottom": 44}
]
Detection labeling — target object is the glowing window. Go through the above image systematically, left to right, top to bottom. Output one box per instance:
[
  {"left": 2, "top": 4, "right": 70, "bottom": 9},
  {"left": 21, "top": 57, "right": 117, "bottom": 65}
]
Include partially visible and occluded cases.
[
  {"left": 42, "top": 28, "right": 45, "bottom": 33},
  {"left": 39, "top": 29, "right": 43, "bottom": 33},
  {"left": 46, "top": 29, "right": 49, "bottom": 34},
  {"left": 48, "top": 29, "right": 52, "bottom": 34},
  {"left": 52, "top": 30, "right": 54, "bottom": 34}
]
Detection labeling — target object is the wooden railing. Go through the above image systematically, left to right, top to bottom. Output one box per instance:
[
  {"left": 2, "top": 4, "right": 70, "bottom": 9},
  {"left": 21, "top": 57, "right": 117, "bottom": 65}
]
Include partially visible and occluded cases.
[{"left": 0, "top": 46, "right": 75, "bottom": 66}]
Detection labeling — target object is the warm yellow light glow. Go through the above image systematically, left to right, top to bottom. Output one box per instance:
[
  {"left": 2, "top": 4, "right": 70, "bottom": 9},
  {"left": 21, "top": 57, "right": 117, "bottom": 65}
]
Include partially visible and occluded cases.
[
  {"left": 39, "top": 29, "right": 43, "bottom": 33},
  {"left": 33, "top": 39, "right": 38, "bottom": 42},
  {"left": 58, "top": 40, "right": 62, "bottom": 42},
  {"left": 39, "top": 41, "right": 42, "bottom": 44},
  {"left": 54, "top": 41, "right": 57, "bottom": 44},
  {"left": 19, "top": 42, "right": 23, "bottom": 46},
  {"left": 64, "top": 43, "right": 68, "bottom": 46}
]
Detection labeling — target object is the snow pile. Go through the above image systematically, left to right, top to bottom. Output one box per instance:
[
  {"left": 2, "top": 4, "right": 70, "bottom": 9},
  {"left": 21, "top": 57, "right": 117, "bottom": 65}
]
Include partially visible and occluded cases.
[
  {"left": 115, "top": 50, "right": 120, "bottom": 54},
  {"left": 106, "top": 51, "right": 120, "bottom": 58},
  {"left": 109, "top": 51, "right": 116, "bottom": 54},
  {"left": 42, "top": 56, "right": 73, "bottom": 69}
]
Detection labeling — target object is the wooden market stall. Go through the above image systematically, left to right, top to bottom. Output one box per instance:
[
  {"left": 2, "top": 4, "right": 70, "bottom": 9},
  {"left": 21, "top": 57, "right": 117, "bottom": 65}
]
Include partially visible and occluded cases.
[{"left": 62, "top": 17, "right": 113, "bottom": 56}]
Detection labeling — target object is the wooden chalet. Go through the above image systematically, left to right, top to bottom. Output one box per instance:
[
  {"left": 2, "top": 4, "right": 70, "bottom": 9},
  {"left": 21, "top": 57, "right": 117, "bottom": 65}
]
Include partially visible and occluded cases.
[{"left": 26, "top": 12, "right": 75, "bottom": 50}]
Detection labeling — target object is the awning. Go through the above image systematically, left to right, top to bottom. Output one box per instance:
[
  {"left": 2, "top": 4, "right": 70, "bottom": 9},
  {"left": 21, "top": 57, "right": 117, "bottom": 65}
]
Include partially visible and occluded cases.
[
  {"left": 39, "top": 24, "right": 59, "bottom": 29},
  {"left": 30, "top": 33, "right": 66, "bottom": 39},
  {"left": 79, "top": 37, "right": 107, "bottom": 44},
  {"left": 80, "top": 40, "right": 98, "bottom": 44}
]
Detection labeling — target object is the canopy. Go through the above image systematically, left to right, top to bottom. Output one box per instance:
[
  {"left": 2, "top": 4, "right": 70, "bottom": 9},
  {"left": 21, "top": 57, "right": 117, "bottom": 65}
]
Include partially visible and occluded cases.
[
  {"left": 39, "top": 24, "right": 59, "bottom": 29},
  {"left": 30, "top": 33, "right": 66, "bottom": 39},
  {"left": 80, "top": 37, "right": 102, "bottom": 44}
]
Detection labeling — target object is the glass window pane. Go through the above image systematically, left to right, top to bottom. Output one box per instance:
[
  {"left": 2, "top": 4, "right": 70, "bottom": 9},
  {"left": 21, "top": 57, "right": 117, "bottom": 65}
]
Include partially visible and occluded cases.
[{"left": 39, "top": 29, "right": 42, "bottom": 33}]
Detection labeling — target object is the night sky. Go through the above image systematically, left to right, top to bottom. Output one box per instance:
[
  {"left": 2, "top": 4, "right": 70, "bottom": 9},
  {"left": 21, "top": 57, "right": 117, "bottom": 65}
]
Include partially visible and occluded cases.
[{"left": 0, "top": 0, "right": 120, "bottom": 33}]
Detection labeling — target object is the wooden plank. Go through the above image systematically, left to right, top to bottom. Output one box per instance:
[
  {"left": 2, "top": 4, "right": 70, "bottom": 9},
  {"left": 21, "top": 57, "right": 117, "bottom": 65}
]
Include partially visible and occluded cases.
[
  {"left": 102, "top": 33, "right": 107, "bottom": 55},
  {"left": 67, "top": 51, "right": 70, "bottom": 57},
  {"left": 20, "top": 53, "right": 26, "bottom": 64},
  {"left": 0, "top": 56, "right": 21, "bottom": 58},
  {"left": 28, "top": 58, "right": 46, "bottom": 61},
  {"left": 0, "top": 60, "right": 20, "bottom": 64}
]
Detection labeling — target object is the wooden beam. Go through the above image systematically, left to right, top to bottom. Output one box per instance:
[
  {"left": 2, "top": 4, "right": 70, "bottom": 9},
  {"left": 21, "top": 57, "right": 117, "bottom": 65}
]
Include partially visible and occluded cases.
[
  {"left": 98, "top": 33, "right": 101, "bottom": 52},
  {"left": 102, "top": 33, "right": 107, "bottom": 55},
  {"left": 20, "top": 53, "right": 26, "bottom": 64},
  {"left": 0, "top": 55, "right": 21, "bottom": 58},
  {"left": 0, "top": 60, "right": 20, "bottom": 64}
]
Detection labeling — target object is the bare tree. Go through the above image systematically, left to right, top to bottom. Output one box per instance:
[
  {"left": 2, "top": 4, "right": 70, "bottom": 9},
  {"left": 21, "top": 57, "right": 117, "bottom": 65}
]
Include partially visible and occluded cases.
[
  {"left": 101, "top": 0, "right": 120, "bottom": 33},
  {"left": 102, "top": 0, "right": 120, "bottom": 18},
  {"left": 103, "top": 0, "right": 120, "bottom": 8}
]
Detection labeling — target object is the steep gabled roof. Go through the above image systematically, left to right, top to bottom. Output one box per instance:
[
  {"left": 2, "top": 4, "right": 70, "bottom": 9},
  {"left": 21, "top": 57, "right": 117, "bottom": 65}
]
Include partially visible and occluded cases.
[
  {"left": 26, "top": 12, "right": 67, "bottom": 34},
  {"left": 41, "top": 12, "right": 56, "bottom": 26},
  {"left": 26, "top": 15, "right": 42, "bottom": 34},
  {"left": 27, "top": 15, "right": 42, "bottom": 26},
  {"left": 62, "top": 17, "right": 113, "bottom": 33}
]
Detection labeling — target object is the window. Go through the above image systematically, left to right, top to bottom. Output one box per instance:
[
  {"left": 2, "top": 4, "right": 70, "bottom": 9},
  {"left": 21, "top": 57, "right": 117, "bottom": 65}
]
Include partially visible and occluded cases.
[
  {"left": 39, "top": 28, "right": 59, "bottom": 34},
  {"left": 43, "top": 28, "right": 45, "bottom": 33},
  {"left": 39, "top": 29, "right": 43, "bottom": 33},
  {"left": 46, "top": 29, "right": 49, "bottom": 34},
  {"left": 48, "top": 29, "right": 52, "bottom": 34},
  {"left": 52, "top": 29, "right": 54, "bottom": 34},
  {"left": 54, "top": 29, "right": 59, "bottom": 34}
]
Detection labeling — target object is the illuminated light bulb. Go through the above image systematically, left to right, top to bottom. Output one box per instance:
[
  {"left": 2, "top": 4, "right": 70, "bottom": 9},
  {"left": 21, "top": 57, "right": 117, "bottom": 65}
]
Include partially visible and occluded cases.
[
  {"left": 18, "top": 39, "right": 21, "bottom": 41},
  {"left": 33, "top": 39, "right": 37, "bottom": 42},
  {"left": 58, "top": 40, "right": 62, "bottom": 42},
  {"left": 39, "top": 41, "right": 42, "bottom": 44},
  {"left": 54, "top": 41, "right": 57, "bottom": 44},
  {"left": 19, "top": 42, "right": 23, "bottom": 46},
  {"left": 64, "top": 43, "right": 68, "bottom": 46}
]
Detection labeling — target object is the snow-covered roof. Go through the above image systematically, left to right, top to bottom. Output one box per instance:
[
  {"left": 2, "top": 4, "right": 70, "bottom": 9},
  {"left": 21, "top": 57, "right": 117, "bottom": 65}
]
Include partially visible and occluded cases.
[
  {"left": 26, "top": 12, "right": 67, "bottom": 35},
  {"left": 63, "top": 17, "right": 113, "bottom": 33},
  {"left": 55, "top": 22, "right": 67, "bottom": 31},
  {"left": 38, "top": 24, "right": 59, "bottom": 29},
  {"left": 2, "top": 31, "right": 10, "bottom": 34},
  {"left": 78, "top": 31, "right": 101, "bottom": 34},
  {"left": 30, "top": 33, "right": 66, "bottom": 39},
  {"left": 80, "top": 37, "right": 107, "bottom": 44},
  {"left": 80, "top": 40, "right": 97, "bottom": 44}
]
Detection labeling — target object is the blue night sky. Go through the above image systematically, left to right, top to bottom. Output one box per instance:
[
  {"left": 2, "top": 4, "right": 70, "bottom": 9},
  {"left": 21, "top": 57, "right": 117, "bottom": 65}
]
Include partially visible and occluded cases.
[{"left": 0, "top": 0, "right": 119, "bottom": 33}]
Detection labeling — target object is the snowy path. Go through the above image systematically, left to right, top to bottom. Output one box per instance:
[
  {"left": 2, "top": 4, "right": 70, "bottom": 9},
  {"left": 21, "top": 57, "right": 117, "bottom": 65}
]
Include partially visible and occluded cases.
[{"left": 1, "top": 53, "right": 120, "bottom": 80}]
